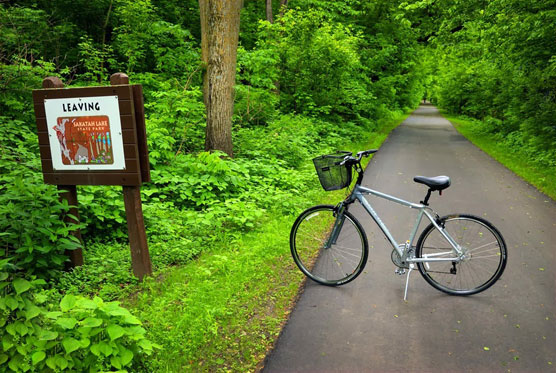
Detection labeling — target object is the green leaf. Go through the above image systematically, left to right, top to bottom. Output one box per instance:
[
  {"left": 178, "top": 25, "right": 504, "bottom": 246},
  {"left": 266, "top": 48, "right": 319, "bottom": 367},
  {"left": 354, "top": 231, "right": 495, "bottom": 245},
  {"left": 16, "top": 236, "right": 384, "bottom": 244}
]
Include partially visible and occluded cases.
[
  {"left": 12, "top": 278, "right": 31, "bottom": 294},
  {"left": 60, "top": 294, "right": 77, "bottom": 312},
  {"left": 5, "top": 296, "right": 19, "bottom": 311},
  {"left": 75, "top": 298, "right": 97, "bottom": 309},
  {"left": 102, "top": 302, "right": 129, "bottom": 317},
  {"left": 24, "top": 303, "right": 41, "bottom": 320},
  {"left": 45, "top": 311, "right": 62, "bottom": 319},
  {"left": 123, "top": 314, "right": 141, "bottom": 325},
  {"left": 56, "top": 317, "right": 78, "bottom": 329},
  {"left": 81, "top": 317, "right": 103, "bottom": 328},
  {"left": 15, "top": 321, "right": 28, "bottom": 336},
  {"left": 6, "top": 323, "right": 16, "bottom": 336},
  {"left": 106, "top": 324, "right": 125, "bottom": 340},
  {"left": 38, "top": 329, "right": 58, "bottom": 341},
  {"left": 2, "top": 335, "right": 14, "bottom": 350},
  {"left": 62, "top": 337, "right": 81, "bottom": 354},
  {"left": 80, "top": 338, "right": 90, "bottom": 348},
  {"left": 138, "top": 339, "right": 153, "bottom": 351},
  {"left": 99, "top": 341, "right": 113, "bottom": 356},
  {"left": 90, "top": 343, "right": 101, "bottom": 357},
  {"left": 16, "top": 344, "right": 28, "bottom": 356},
  {"left": 120, "top": 348, "right": 134, "bottom": 366},
  {"left": 31, "top": 351, "right": 46, "bottom": 365},
  {"left": 55, "top": 355, "right": 68, "bottom": 370},
  {"left": 46, "top": 356, "right": 57, "bottom": 369},
  {"left": 110, "top": 356, "right": 122, "bottom": 369},
  {"left": 8, "top": 358, "right": 19, "bottom": 372}
]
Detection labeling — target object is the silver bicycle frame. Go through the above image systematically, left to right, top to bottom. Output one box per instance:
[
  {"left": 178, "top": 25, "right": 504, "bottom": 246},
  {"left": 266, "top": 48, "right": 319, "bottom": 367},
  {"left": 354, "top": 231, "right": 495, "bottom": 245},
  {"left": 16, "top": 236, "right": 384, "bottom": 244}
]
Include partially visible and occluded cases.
[{"left": 351, "top": 184, "right": 463, "bottom": 263}]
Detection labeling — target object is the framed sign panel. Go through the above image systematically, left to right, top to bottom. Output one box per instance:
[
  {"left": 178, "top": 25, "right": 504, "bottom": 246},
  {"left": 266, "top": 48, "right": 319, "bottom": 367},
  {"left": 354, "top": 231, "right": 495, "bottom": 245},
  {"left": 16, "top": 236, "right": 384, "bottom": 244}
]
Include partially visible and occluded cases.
[
  {"left": 33, "top": 85, "right": 149, "bottom": 186},
  {"left": 44, "top": 96, "right": 125, "bottom": 171}
]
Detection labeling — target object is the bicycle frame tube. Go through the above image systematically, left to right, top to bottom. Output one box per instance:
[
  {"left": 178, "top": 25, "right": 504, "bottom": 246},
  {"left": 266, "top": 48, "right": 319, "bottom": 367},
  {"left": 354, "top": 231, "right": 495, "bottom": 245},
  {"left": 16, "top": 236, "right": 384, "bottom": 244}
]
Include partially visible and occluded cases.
[{"left": 351, "top": 185, "right": 462, "bottom": 261}]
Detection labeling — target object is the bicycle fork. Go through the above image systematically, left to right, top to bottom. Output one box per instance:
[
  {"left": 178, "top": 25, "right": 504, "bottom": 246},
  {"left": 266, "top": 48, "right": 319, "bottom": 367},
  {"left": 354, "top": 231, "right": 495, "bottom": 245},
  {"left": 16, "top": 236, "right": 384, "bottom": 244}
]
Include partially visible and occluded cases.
[{"left": 324, "top": 205, "right": 347, "bottom": 249}]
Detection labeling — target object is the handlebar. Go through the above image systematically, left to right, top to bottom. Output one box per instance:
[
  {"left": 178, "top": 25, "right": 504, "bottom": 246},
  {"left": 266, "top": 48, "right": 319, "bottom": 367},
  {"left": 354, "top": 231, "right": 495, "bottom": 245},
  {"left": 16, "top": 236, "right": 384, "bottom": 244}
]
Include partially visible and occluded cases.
[{"left": 338, "top": 149, "right": 378, "bottom": 166}]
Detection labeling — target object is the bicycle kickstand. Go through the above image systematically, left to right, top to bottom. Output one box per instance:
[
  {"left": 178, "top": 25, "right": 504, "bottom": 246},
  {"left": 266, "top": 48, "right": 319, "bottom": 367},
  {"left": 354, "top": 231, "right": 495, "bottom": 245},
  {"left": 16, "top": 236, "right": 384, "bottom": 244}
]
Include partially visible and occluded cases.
[{"left": 403, "top": 264, "right": 415, "bottom": 301}]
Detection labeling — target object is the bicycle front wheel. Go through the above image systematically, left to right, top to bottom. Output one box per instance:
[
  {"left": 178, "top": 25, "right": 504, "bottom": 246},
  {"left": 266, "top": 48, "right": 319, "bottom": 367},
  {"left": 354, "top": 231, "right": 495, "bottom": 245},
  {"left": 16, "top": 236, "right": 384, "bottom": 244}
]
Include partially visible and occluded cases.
[
  {"left": 290, "top": 205, "right": 368, "bottom": 286},
  {"left": 416, "top": 214, "right": 507, "bottom": 295}
]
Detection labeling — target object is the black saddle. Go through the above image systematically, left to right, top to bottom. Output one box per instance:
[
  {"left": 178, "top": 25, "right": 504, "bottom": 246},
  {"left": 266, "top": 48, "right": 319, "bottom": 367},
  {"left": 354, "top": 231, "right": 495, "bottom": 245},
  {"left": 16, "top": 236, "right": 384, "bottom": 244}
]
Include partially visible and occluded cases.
[{"left": 413, "top": 175, "right": 451, "bottom": 191}]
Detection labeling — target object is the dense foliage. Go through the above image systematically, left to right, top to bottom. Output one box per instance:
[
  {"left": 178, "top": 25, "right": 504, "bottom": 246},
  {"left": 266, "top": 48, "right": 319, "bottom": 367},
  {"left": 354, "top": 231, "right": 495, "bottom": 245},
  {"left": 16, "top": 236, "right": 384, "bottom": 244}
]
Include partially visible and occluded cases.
[
  {"left": 2, "top": 0, "right": 553, "bottom": 370},
  {"left": 406, "top": 0, "right": 556, "bottom": 168}
]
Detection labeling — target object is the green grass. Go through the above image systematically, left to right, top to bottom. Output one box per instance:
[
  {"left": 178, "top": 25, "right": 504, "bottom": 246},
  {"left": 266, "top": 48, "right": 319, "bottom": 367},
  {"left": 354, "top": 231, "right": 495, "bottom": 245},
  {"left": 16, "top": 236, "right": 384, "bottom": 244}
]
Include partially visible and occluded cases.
[
  {"left": 125, "top": 111, "right": 409, "bottom": 372},
  {"left": 445, "top": 114, "right": 556, "bottom": 201}
]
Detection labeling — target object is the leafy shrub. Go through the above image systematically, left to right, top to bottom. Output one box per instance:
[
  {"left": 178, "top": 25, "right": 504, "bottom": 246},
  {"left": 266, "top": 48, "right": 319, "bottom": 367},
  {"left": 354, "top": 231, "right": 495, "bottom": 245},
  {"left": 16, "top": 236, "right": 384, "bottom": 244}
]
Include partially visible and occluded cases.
[
  {"left": 268, "top": 9, "right": 371, "bottom": 119},
  {"left": 140, "top": 78, "right": 205, "bottom": 165},
  {"left": 147, "top": 151, "right": 251, "bottom": 209},
  {"left": 0, "top": 166, "right": 82, "bottom": 276},
  {"left": 77, "top": 186, "right": 127, "bottom": 241},
  {"left": 56, "top": 242, "right": 137, "bottom": 300},
  {"left": 0, "top": 264, "right": 157, "bottom": 372}
]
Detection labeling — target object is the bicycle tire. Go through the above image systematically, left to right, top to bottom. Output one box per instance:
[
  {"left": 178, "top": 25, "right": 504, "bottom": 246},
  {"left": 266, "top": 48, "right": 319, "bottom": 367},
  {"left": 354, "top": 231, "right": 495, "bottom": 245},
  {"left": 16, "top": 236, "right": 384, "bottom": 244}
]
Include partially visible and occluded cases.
[
  {"left": 290, "top": 205, "right": 369, "bottom": 286},
  {"left": 416, "top": 214, "right": 507, "bottom": 295}
]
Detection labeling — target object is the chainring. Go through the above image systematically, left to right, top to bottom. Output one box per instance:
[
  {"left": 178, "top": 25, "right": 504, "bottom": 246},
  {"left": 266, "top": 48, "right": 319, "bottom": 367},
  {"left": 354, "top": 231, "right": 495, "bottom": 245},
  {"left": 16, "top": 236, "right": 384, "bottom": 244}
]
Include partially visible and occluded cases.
[{"left": 391, "top": 249, "right": 409, "bottom": 269}]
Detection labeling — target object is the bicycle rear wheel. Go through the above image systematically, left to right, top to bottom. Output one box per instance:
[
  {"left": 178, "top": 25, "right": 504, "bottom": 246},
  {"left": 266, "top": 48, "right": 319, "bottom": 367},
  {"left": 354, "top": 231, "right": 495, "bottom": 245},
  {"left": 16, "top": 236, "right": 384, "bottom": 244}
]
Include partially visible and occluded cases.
[
  {"left": 290, "top": 205, "right": 368, "bottom": 286},
  {"left": 416, "top": 214, "right": 507, "bottom": 295}
]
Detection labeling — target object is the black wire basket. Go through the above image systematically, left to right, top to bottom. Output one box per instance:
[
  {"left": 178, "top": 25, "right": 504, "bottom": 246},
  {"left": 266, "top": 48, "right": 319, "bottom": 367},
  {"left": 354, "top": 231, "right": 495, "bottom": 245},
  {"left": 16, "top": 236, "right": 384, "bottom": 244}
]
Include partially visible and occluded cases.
[{"left": 312, "top": 152, "right": 352, "bottom": 191}]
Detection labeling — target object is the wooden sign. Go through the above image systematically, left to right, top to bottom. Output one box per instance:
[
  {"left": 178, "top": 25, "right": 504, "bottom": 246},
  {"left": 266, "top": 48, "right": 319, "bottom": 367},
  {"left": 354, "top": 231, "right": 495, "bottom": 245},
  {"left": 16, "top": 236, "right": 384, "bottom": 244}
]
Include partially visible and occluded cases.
[
  {"left": 32, "top": 74, "right": 152, "bottom": 280},
  {"left": 33, "top": 83, "right": 150, "bottom": 186}
]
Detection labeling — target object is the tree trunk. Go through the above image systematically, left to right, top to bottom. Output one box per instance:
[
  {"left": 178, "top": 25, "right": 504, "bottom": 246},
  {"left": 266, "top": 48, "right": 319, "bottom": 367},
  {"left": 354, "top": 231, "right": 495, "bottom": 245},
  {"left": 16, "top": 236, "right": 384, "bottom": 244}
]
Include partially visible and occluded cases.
[
  {"left": 199, "top": 0, "right": 242, "bottom": 157},
  {"left": 266, "top": 0, "right": 273, "bottom": 23}
]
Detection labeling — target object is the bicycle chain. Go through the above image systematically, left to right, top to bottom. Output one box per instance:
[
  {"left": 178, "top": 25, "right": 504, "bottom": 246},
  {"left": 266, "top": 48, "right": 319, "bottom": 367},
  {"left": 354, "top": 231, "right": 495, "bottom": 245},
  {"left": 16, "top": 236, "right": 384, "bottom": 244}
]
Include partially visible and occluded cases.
[{"left": 423, "top": 270, "right": 456, "bottom": 275}]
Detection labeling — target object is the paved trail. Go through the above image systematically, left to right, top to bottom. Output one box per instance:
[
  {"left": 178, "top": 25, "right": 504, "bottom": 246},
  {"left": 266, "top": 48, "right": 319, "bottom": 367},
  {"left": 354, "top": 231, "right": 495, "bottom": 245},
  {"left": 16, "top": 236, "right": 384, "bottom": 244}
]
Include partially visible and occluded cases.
[{"left": 263, "top": 105, "right": 556, "bottom": 372}]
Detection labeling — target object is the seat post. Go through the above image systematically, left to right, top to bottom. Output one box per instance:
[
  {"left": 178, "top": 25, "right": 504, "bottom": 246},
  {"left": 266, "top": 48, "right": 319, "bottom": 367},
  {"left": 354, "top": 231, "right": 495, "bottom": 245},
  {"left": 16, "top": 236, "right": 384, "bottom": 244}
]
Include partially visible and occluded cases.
[{"left": 421, "top": 189, "right": 432, "bottom": 206}]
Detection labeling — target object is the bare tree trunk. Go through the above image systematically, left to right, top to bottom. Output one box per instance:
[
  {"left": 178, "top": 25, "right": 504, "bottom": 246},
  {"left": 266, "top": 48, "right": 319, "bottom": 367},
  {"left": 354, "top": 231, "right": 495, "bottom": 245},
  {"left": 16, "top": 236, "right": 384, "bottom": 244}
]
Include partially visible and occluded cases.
[
  {"left": 199, "top": 0, "right": 242, "bottom": 157},
  {"left": 266, "top": 0, "right": 274, "bottom": 23}
]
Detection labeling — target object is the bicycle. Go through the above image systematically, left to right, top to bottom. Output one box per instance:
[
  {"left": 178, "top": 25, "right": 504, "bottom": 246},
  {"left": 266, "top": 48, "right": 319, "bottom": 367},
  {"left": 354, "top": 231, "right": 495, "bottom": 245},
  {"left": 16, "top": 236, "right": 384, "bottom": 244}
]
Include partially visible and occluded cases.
[{"left": 290, "top": 150, "right": 507, "bottom": 300}]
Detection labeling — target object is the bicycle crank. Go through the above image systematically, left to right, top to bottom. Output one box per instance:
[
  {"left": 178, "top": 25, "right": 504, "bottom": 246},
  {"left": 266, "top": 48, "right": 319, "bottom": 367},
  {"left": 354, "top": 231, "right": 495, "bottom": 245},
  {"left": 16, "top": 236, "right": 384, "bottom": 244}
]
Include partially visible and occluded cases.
[{"left": 391, "top": 249, "right": 409, "bottom": 269}]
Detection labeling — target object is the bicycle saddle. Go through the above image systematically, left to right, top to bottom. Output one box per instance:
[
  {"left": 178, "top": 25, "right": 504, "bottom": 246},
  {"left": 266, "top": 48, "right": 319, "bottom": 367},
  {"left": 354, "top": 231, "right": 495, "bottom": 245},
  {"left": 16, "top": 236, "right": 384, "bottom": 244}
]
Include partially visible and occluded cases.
[{"left": 413, "top": 175, "right": 451, "bottom": 191}]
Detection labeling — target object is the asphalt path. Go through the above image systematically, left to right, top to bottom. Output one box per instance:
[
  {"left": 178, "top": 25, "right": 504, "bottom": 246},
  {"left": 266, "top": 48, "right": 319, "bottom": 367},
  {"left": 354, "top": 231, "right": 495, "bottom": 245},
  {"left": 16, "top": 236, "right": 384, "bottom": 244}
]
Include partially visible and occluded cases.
[{"left": 263, "top": 104, "right": 556, "bottom": 372}]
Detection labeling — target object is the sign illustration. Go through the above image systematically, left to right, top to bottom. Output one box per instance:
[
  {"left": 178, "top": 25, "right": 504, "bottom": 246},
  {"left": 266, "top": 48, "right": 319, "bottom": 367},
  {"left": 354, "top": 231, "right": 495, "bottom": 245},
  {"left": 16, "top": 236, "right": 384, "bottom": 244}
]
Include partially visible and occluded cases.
[
  {"left": 44, "top": 96, "right": 125, "bottom": 170},
  {"left": 53, "top": 116, "right": 114, "bottom": 165}
]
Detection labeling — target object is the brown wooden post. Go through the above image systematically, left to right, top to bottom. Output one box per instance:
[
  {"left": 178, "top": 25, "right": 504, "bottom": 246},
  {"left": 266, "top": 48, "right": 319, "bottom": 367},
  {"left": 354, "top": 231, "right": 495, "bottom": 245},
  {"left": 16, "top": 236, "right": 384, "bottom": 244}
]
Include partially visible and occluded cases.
[
  {"left": 110, "top": 72, "right": 152, "bottom": 280},
  {"left": 42, "top": 77, "right": 84, "bottom": 268}
]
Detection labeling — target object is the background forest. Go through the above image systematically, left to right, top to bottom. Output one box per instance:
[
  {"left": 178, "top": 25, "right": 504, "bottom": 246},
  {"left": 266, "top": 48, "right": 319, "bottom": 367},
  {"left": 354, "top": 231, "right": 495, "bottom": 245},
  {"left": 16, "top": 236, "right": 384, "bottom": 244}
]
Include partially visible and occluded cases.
[{"left": 1, "top": 0, "right": 554, "bottom": 371}]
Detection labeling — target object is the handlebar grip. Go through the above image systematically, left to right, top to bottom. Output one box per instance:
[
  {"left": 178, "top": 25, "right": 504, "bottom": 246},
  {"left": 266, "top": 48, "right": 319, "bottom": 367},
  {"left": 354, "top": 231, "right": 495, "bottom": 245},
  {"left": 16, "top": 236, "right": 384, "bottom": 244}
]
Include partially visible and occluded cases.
[{"left": 357, "top": 149, "right": 378, "bottom": 158}]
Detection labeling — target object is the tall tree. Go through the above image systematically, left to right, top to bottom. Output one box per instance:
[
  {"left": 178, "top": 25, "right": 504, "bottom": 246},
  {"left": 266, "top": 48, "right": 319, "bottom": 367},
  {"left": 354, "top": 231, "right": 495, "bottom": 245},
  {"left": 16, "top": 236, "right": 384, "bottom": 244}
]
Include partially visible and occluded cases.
[
  {"left": 199, "top": 0, "right": 242, "bottom": 157},
  {"left": 266, "top": 0, "right": 273, "bottom": 23}
]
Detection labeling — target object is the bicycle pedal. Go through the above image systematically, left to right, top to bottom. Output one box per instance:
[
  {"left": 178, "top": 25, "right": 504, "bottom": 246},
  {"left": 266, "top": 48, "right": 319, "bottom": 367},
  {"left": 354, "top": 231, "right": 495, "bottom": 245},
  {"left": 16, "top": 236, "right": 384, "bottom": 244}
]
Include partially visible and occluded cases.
[{"left": 395, "top": 268, "right": 406, "bottom": 275}]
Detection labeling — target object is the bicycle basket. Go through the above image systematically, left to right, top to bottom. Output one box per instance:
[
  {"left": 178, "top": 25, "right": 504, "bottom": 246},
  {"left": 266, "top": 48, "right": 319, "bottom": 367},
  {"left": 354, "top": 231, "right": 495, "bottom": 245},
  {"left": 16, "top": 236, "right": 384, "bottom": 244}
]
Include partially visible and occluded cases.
[{"left": 312, "top": 151, "right": 352, "bottom": 191}]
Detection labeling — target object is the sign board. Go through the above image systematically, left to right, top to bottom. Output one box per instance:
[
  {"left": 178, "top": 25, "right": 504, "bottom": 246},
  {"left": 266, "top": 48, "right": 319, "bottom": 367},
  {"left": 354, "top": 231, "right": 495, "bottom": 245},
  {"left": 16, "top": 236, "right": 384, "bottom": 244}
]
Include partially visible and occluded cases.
[
  {"left": 33, "top": 75, "right": 153, "bottom": 280},
  {"left": 33, "top": 85, "right": 150, "bottom": 186},
  {"left": 44, "top": 96, "right": 126, "bottom": 171}
]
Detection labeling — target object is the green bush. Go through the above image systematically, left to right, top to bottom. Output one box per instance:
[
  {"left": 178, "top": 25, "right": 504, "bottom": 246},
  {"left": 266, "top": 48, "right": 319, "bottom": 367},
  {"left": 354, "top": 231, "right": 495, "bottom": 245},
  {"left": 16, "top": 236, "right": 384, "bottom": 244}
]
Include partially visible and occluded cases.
[
  {"left": 0, "top": 117, "right": 83, "bottom": 275},
  {"left": 0, "top": 264, "right": 157, "bottom": 372}
]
